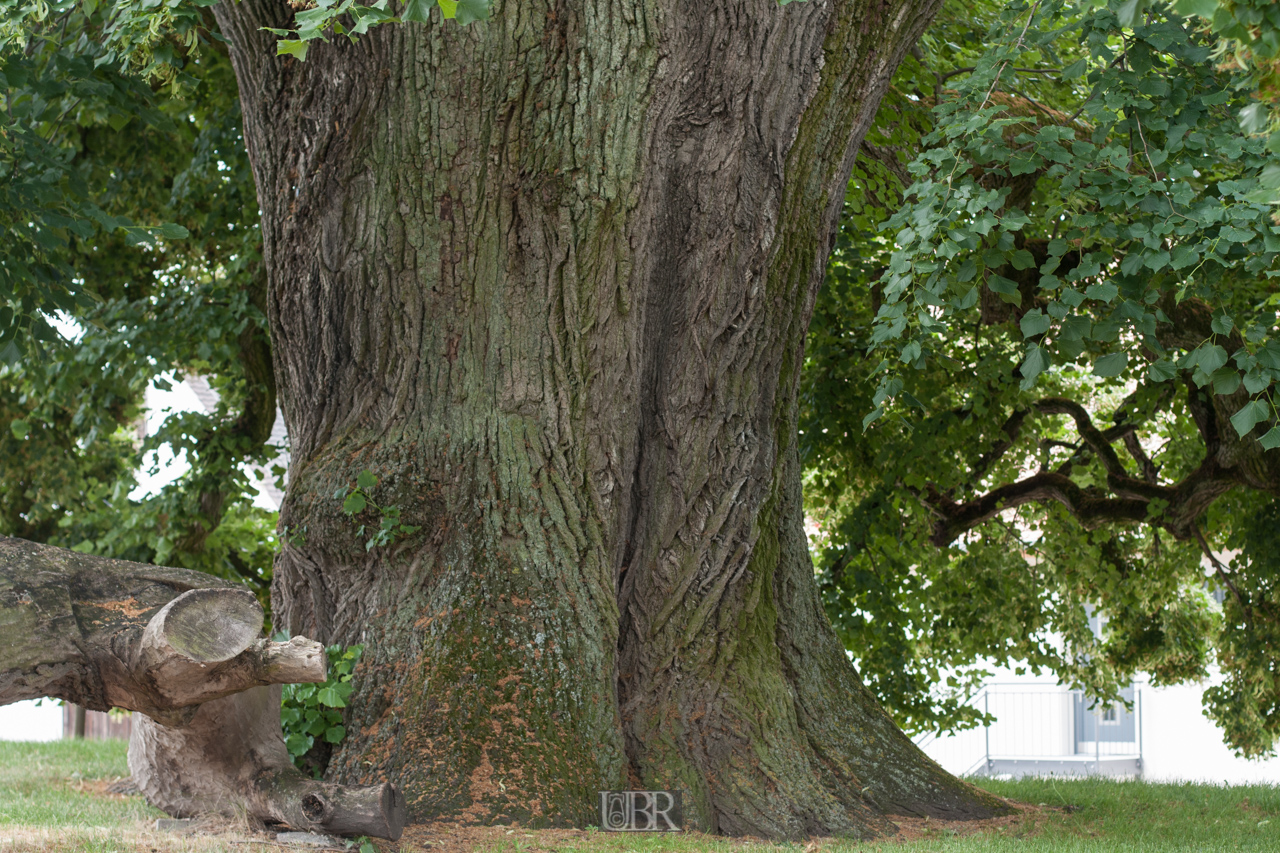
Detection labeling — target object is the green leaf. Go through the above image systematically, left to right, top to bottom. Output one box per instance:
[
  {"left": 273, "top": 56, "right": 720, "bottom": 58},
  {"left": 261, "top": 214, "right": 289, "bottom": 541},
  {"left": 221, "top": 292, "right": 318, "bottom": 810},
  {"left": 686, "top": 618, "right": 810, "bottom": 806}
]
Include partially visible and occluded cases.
[
  {"left": 402, "top": 0, "right": 433, "bottom": 22},
  {"left": 437, "top": 0, "right": 457, "bottom": 17},
  {"left": 453, "top": 0, "right": 490, "bottom": 24},
  {"left": 1116, "top": 0, "right": 1146, "bottom": 28},
  {"left": 1171, "top": 0, "right": 1216, "bottom": 17},
  {"left": 276, "top": 40, "right": 309, "bottom": 61},
  {"left": 1063, "top": 58, "right": 1088, "bottom": 79},
  {"left": 1239, "top": 103, "right": 1268, "bottom": 136},
  {"left": 159, "top": 222, "right": 189, "bottom": 240},
  {"left": 1010, "top": 249, "right": 1036, "bottom": 271},
  {"left": 987, "top": 275, "right": 1021, "bottom": 306},
  {"left": 1085, "top": 282, "right": 1118, "bottom": 303},
  {"left": 1020, "top": 310, "right": 1051, "bottom": 339},
  {"left": 1211, "top": 313, "right": 1234, "bottom": 336},
  {"left": 0, "top": 340, "right": 24, "bottom": 365},
  {"left": 1020, "top": 344, "right": 1050, "bottom": 385},
  {"left": 1197, "top": 344, "right": 1229, "bottom": 375},
  {"left": 1092, "top": 352, "right": 1129, "bottom": 378},
  {"left": 1149, "top": 359, "right": 1177, "bottom": 382},
  {"left": 1212, "top": 369, "right": 1241, "bottom": 395},
  {"left": 1243, "top": 370, "right": 1271, "bottom": 395},
  {"left": 1230, "top": 400, "right": 1270, "bottom": 438},
  {"left": 862, "top": 406, "right": 884, "bottom": 431},
  {"left": 9, "top": 419, "right": 29, "bottom": 440},
  {"left": 1259, "top": 426, "right": 1280, "bottom": 451},
  {"left": 356, "top": 469, "right": 378, "bottom": 490},
  {"left": 343, "top": 492, "right": 367, "bottom": 515},
  {"left": 316, "top": 685, "right": 346, "bottom": 707},
  {"left": 324, "top": 724, "right": 347, "bottom": 744},
  {"left": 285, "top": 732, "right": 312, "bottom": 758}
]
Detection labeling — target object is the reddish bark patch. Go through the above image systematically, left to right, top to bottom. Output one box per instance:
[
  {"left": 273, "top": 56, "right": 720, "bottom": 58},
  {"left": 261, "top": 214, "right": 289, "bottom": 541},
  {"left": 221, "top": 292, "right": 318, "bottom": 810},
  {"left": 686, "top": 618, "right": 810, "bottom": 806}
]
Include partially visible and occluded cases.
[{"left": 90, "top": 598, "right": 152, "bottom": 618}]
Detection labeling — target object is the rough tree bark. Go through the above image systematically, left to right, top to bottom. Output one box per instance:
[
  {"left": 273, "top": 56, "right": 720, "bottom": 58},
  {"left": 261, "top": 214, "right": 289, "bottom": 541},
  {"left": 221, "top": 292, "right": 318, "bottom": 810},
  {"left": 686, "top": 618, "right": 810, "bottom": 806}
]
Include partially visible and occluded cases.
[
  {"left": 211, "top": 0, "right": 1005, "bottom": 837},
  {"left": 0, "top": 536, "right": 405, "bottom": 840}
]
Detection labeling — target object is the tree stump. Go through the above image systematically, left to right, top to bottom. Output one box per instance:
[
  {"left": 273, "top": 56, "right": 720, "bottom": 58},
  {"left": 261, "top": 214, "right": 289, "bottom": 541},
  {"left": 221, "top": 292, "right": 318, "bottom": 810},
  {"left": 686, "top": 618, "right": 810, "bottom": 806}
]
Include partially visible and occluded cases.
[{"left": 0, "top": 535, "right": 404, "bottom": 840}]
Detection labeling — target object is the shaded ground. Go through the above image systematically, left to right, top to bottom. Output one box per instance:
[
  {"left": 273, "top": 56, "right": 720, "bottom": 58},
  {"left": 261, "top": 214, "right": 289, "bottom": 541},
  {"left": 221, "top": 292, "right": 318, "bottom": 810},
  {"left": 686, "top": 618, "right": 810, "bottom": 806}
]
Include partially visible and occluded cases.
[{"left": 4, "top": 740, "right": 1280, "bottom": 851}]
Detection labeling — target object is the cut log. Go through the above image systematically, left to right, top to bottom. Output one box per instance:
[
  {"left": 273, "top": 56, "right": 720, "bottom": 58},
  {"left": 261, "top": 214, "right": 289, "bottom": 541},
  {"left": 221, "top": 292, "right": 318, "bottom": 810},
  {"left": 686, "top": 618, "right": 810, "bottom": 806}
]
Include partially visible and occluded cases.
[
  {"left": 0, "top": 535, "right": 405, "bottom": 840},
  {"left": 130, "top": 685, "right": 405, "bottom": 840}
]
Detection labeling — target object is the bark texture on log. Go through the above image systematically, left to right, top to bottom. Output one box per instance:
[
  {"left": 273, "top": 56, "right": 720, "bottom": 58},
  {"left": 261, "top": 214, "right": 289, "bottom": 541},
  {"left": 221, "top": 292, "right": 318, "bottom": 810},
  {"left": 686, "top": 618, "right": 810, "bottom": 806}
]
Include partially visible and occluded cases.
[
  {"left": 210, "top": 0, "right": 1006, "bottom": 837},
  {"left": 0, "top": 535, "right": 404, "bottom": 840},
  {"left": 0, "top": 536, "right": 321, "bottom": 723},
  {"left": 130, "top": 685, "right": 406, "bottom": 840}
]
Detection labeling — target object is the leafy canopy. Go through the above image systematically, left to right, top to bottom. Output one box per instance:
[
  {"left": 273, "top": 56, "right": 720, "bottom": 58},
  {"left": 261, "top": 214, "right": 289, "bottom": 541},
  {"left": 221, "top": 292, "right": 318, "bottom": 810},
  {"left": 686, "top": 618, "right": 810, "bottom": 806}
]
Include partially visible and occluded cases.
[{"left": 804, "top": 0, "right": 1280, "bottom": 757}]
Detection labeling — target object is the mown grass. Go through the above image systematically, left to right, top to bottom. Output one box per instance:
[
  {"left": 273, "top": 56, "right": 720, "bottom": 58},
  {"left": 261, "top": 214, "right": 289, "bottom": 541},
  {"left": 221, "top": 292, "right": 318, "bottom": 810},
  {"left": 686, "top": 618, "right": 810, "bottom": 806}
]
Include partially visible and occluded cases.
[{"left": 1, "top": 739, "right": 1279, "bottom": 851}]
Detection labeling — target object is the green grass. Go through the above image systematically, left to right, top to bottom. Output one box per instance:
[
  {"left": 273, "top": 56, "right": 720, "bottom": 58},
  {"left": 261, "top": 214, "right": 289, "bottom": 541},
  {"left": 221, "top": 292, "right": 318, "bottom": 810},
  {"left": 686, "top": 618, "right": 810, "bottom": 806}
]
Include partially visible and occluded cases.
[
  {"left": 0, "top": 739, "right": 162, "bottom": 828},
  {"left": 1, "top": 739, "right": 1279, "bottom": 851},
  {"left": 955, "top": 776, "right": 1280, "bottom": 852}
]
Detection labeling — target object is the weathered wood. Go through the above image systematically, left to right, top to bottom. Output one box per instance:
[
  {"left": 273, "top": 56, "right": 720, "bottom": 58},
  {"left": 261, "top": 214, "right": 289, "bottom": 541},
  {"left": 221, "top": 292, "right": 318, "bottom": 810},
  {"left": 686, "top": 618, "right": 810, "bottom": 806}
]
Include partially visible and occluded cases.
[
  {"left": 0, "top": 535, "right": 404, "bottom": 840},
  {"left": 0, "top": 536, "right": 322, "bottom": 725},
  {"left": 130, "top": 685, "right": 406, "bottom": 840}
]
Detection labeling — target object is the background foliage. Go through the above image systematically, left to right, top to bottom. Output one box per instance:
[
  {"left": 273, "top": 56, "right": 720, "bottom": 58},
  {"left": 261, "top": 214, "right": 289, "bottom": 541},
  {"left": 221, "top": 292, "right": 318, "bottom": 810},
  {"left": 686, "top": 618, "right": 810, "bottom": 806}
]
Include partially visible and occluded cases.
[{"left": 804, "top": 0, "right": 1280, "bottom": 756}]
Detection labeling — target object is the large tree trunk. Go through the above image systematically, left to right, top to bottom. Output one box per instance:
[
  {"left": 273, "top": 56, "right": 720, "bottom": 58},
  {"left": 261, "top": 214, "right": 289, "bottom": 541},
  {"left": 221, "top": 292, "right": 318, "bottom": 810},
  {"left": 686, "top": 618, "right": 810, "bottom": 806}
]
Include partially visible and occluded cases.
[
  {"left": 212, "top": 0, "right": 1004, "bottom": 837},
  {"left": 0, "top": 536, "right": 405, "bottom": 840}
]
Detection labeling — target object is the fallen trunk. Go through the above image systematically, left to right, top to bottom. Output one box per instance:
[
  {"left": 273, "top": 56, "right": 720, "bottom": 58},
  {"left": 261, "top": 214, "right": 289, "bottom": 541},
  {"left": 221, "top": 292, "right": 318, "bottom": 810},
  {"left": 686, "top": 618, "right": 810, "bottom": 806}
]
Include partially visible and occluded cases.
[{"left": 0, "top": 535, "right": 404, "bottom": 840}]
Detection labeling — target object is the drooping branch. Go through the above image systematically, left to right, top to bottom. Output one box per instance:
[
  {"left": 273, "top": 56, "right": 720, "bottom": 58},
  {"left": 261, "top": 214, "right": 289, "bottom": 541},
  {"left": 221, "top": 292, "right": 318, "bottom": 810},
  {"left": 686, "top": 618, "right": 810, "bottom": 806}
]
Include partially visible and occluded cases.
[
  {"left": 922, "top": 392, "right": 1242, "bottom": 547},
  {"left": 924, "top": 474, "right": 1152, "bottom": 547}
]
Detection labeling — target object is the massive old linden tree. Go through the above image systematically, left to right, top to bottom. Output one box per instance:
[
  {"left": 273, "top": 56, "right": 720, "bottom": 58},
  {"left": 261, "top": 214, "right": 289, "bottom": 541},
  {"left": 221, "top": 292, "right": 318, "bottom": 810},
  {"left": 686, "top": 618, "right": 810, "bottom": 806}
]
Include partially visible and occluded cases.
[
  {"left": 1, "top": 0, "right": 1277, "bottom": 839},
  {"left": 3, "top": 0, "right": 1002, "bottom": 836}
]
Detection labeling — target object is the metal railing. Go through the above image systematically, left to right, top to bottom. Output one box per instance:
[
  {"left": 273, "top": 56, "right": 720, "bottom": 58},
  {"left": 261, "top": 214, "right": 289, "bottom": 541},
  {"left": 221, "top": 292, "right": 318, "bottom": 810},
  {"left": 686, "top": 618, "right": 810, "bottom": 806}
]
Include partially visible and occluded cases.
[{"left": 912, "top": 684, "right": 1143, "bottom": 779}]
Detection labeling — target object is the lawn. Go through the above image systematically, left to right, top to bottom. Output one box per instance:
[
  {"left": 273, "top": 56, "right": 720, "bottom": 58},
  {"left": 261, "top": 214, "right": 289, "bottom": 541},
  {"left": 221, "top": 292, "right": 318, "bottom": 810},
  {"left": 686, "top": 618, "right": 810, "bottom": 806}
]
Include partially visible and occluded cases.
[{"left": 2, "top": 739, "right": 1279, "bottom": 852}]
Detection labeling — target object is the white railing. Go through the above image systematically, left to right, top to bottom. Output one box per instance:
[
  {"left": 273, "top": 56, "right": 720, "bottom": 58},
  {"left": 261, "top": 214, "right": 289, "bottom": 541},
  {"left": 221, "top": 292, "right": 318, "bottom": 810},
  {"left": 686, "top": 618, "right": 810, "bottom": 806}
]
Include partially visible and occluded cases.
[{"left": 912, "top": 684, "right": 1143, "bottom": 778}]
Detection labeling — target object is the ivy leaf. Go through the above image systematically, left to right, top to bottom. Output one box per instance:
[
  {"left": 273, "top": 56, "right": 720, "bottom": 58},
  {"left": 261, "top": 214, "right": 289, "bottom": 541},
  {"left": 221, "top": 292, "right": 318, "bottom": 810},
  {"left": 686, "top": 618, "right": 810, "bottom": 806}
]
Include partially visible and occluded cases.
[
  {"left": 402, "top": 0, "right": 433, "bottom": 22},
  {"left": 453, "top": 0, "right": 490, "bottom": 24},
  {"left": 275, "top": 40, "right": 309, "bottom": 61},
  {"left": 1092, "top": 352, "right": 1129, "bottom": 378},
  {"left": 1230, "top": 400, "right": 1270, "bottom": 438},
  {"left": 357, "top": 469, "right": 378, "bottom": 490},
  {"left": 343, "top": 492, "right": 367, "bottom": 515},
  {"left": 316, "top": 685, "right": 346, "bottom": 707},
  {"left": 323, "top": 724, "right": 347, "bottom": 743}
]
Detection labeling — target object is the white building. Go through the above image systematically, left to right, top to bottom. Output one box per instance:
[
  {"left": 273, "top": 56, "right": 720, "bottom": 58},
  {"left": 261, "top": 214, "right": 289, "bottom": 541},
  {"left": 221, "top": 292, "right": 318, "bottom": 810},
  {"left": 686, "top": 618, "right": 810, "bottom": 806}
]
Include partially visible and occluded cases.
[{"left": 916, "top": 667, "right": 1280, "bottom": 784}]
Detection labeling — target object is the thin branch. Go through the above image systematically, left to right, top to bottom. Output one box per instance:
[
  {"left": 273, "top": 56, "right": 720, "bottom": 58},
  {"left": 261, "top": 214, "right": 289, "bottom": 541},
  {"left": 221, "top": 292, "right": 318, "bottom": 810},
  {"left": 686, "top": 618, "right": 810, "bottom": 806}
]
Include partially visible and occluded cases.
[{"left": 1192, "top": 524, "right": 1245, "bottom": 611}]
